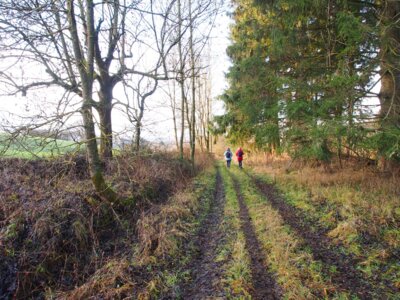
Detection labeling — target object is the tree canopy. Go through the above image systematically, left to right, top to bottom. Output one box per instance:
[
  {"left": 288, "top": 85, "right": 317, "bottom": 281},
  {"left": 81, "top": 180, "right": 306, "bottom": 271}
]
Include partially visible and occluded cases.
[{"left": 219, "top": 0, "right": 400, "bottom": 167}]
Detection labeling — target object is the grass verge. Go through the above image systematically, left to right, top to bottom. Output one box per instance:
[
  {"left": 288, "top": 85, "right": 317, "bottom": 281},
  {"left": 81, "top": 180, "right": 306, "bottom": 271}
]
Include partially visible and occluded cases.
[
  {"left": 0, "top": 154, "right": 213, "bottom": 299},
  {"left": 128, "top": 165, "right": 219, "bottom": 299},
  {"left": 251, "top": 166, "right": 399, "bottom": 295}
]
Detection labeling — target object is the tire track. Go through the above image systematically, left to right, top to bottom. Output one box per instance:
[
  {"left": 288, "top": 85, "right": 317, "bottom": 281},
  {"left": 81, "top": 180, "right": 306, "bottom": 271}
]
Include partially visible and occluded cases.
[
  {"left": 180, "top": 169, "right": 227, "bottom": 299},
  {"left": 230, "top": 173, "right": 281, "bottom": 300},
  {"left": 247, "top": 173, "right": 382, "bottom": 299}
]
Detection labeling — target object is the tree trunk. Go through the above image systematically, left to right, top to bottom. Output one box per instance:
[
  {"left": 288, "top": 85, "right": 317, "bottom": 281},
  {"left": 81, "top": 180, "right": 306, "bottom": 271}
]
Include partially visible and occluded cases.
[
  {"left": 68, "top": 0, "right": 117, "bottom": 203},
  {"left": 178, "top": 0, "right": 185, "bottom": 160},
  {"left": 189, "top": 0, "right": 196, "bottom": 165},
  {"left": 378, "top": 0, "right": 400, "bottom": 170},
  {"left": 379, "top": 0, "right": 400, "bottom": 126},
  {"left": 170, "top": 80, "right": 179, "bottom": 151},
  {"left": 98, "top": 84, "right": 113, "bottom": 159},
  {"left": 179, "top": 84, "right": 185, "bottom": 159},
  {"left": 206, "top": 85, "right": 211, "bottom": 152},
  {"left": 185, "top": 92, "right": 192, "bottom": 151},
  {"left": 82, "top": 100, "right": 117, "bottom": 202},
  {"left": 172, "top": 102, "right": 179, "bottom": 152},
  {"left": 135, "top": 121, "right": 141, "bottom": 152}
]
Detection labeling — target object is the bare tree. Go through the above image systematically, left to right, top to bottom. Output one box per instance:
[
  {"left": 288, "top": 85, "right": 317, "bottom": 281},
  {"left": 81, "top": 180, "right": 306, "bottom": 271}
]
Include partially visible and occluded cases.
[
  {"left": 0, "top": 0, "right": 124, "bottom": 200},
  {"left": 0, "top": 0, "right": 183, "bottom": 199},
  {"left": 0, "top": 0, "right": 132, "bottom": 159},
  {"left": 0, "top": 0, "right": 220, "bottom": 190},
  {"left": 68, "top": 0, "right": 117, "bottom": 201},
  {"left": 116, "top": 0, "right": 182, "bottom": 152},
  {"left": 172, "top": 0, "right": 220, "bottom": 161},
  {"left": 177, "top": 0, "right": 186, "bottom": 159},
  {"left": 196, "top": 65, "right": 212, "bottom": 152},
  {"left": 165, "top": 74, "right": 180, "bottom": 150},
  {"left": 123, "top": 75, "right": 158, "bottom": 152}
]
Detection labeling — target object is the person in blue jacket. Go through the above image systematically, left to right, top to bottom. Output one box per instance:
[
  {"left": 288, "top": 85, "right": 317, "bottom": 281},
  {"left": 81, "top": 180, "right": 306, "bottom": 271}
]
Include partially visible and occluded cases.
[{"left": 224, "top": 147, "right": 233, "bottom": 168}]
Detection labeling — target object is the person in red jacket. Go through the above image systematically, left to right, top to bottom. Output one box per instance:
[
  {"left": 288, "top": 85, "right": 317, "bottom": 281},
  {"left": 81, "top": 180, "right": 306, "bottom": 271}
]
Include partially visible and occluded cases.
[{"left": 236, "top": 147, "right": 244, "bottom": 168}]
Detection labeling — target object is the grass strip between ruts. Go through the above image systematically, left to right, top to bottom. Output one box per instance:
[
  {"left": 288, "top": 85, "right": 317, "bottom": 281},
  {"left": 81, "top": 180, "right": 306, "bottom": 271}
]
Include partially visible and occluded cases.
[{"left": 219, "top": 164, "right": 253, "bottom": 299}]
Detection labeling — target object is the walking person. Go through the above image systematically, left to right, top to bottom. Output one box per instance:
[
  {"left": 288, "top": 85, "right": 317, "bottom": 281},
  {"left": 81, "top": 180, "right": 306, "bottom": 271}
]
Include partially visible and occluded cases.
[
  {"left": 224, "top": 147, "right": 233, "bottom": 168},
  {"left": 236, "top": 147, "right": 244, "bottom": 168}
]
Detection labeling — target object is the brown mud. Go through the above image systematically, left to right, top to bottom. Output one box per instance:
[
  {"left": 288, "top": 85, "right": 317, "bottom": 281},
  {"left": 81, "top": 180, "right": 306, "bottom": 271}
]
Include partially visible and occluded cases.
[
  {"left": 178, "top": 170, "right": 227, "bottom": 299},
  {"left": 248, "top": 173, "right": 389, "bottom": 299},
  {"left": 231, "top": 174, "right": 282, "bottom": 300}
]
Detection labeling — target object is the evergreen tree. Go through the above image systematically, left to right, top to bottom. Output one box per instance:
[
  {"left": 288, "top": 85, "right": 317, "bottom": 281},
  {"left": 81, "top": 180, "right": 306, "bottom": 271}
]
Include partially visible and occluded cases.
[{"left": 219, "top": 0, "right": 399, "bottom": 166}]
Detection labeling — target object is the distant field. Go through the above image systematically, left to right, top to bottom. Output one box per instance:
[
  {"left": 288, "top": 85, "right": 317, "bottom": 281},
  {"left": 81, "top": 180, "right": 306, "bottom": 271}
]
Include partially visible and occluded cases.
[{"left": 0, "top": 134, "right": 82, "bottom": 158}]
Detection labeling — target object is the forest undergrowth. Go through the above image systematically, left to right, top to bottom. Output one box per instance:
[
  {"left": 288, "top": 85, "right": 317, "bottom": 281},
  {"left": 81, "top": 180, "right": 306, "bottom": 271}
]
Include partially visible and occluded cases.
[{"left": 0, "top": 151, "right": 214, "bottom": 299}]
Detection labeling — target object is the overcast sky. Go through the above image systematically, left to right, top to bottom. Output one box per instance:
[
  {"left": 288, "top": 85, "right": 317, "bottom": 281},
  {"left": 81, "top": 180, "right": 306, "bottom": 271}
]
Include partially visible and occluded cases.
[{"left": 0, "top": 4, "right": 232, "bottom": 144}]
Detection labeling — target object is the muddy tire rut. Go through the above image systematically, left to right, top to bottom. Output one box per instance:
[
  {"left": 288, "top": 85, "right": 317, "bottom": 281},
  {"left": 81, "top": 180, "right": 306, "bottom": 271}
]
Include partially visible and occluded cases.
[
  {"left": 179, "top": 170, "right": 227, "bottom": 299},
  {"left": 248, "top": 173, "right": 381, "bottom": 298},
  {"left": 230, "top": 174, "right": 281, "bottom": 300}
]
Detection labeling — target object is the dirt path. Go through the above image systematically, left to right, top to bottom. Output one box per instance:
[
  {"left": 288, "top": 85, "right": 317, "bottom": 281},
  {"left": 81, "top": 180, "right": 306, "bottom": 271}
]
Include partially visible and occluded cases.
[
  {"left": 179, "top": 170, "right": 227, "bottom": 299},
  {"left": 248, "top": 173, "right": 377, "bottom": 298},
  {"left": 230, "top": 174, "right": 282, "bottom": 300}
]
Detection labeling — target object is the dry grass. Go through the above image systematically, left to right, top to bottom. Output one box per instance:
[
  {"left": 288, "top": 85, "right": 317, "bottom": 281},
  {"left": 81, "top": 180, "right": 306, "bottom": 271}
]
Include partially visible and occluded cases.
[
  {"left": 0, "top": 152, "right": 211, "bottom": 299},
  {"left": 109, "top": 152, "right": 195, "bottom": 204},
  {"left": 248, "top": 153, "right": 400, "bottom": 195},
  {"left": 133, "top": 154, "right": 215, "bottom": 263},
  {"left": 246, "top": 154, "right": 400, "bottom": 292},
  {"left": 247, "top": 154, "right": 400, "bottom": 236},
  {"left": 53, "top": 163, "right": 217, "bottom": 300},
  {"left": 129, "top": 166, "right": 217, "bottom": 297},
  {"left": 136, "top": 191, "right": 198, "bottom": 263},
  {"left": 56, "top": 259, "right": 136, "bottom": 299}
]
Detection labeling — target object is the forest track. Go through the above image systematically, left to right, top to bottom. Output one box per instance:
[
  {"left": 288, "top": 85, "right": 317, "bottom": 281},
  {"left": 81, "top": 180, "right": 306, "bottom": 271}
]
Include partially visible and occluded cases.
[
  {"left": 179, "top": 169, "right": 227, "bottom": 299},
  {"left": 247, "top": 172, "right": 378, "bottom": 299},
  {"left": 230, "top": 173, "right": 281, "bottom": 300}
]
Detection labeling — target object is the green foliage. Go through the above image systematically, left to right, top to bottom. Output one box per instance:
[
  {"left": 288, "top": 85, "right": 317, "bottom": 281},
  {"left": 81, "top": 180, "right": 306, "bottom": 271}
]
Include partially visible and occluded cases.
[
  {"left": 218, "top": 0, "right": 395, "bottom": 163},
  {"left": 286, "top": 124, "right": 333, "bottom": 162},
  {"left": 371, "top": 126, "right": 400, "bottom": 161}
]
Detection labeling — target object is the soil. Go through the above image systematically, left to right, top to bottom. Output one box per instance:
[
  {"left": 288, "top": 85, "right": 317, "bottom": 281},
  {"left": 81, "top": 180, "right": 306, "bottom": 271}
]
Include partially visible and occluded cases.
[
  {"left": 179, "top": 171, "right": 227, "bottom": 299},
  {"left": 248, "top": 173, "right": 378, "bottom": 298},
  {"left": 231, "top": 174, "right": 282, "bottom": 300}
]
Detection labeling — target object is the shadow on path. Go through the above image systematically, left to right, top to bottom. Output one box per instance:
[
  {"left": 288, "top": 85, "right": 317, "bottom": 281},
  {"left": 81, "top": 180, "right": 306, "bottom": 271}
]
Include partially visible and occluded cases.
[
  {"left": 231, "top": 173, "right": 282, "bottom": 300},
  {"left": 248, "top": 173, "right": 382, "bottom": 299}
]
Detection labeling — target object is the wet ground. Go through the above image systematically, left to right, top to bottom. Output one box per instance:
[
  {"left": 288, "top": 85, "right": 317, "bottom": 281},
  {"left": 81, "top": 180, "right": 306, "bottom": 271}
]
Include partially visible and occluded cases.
[{"left": 180, "top": 172, "right": 227, "bottom": 299}]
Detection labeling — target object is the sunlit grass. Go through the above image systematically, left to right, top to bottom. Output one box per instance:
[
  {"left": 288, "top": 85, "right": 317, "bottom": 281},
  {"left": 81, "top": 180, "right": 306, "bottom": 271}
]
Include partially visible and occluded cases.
[
  {"left": 0, "top": 134, "right": 81, "bottom": 158},
  {"left": 248, "top": 155, "right": 400, "bottom": 295},
  {"left": 219, "top": 164, "right": 253, "bottom": 298},
  {"left": 229, "top": 167, "right": 354, "bottom": 299}
]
